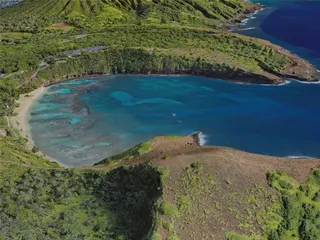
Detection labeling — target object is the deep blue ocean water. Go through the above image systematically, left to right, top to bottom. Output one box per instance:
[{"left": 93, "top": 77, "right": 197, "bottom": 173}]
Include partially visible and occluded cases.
[
  {"left": 235, "top": 0, "right": 320, "bottom": 68},
  {"left": 29, "top": 1, "right": 320, "bottom": 167},
  {"left": 29, "top": 76, "right": 320, "bottom": 167}
]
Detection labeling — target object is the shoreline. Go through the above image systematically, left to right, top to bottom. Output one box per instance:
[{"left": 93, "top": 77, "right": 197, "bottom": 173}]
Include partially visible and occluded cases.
[
  {"left": 222, "top": 3, "right": 265, "bottom": 31},
  {"left": 39, "top": 53, "right": 320, "bottom": 87},
  {"left": 44, "top": 72, "right": 286, "bottom": 88},
  {"left": 42, "top": 73, "right": 320, "bottom": 94},
  {"left": 8, "top": 74, "right": 320, "bottom": 169},
  {"left": 8, "top": 86, "right": 75, "bottom": 168},
  {"left": 9, "top": 87, "right": 64, "bottom": 166},
  {"left": 10, "top": 87, "right": 47, "bottom": 150}
]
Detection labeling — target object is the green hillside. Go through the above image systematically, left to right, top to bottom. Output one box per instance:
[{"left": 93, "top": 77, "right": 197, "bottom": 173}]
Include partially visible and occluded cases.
[
  {"left": 0, "top": 0, "right": 256, "bottom": 30},
  {"left": 0, "top": 1, "right": 320, "bottom": 239},
  {"left": 0, "top": 117, "right": 59, "bottom": 168},
  {"left": 1, "top": 136, "right": 319, "bottom": 239},
  {"left": 0, "top": 162, "right": 162, "bottom": 239}
]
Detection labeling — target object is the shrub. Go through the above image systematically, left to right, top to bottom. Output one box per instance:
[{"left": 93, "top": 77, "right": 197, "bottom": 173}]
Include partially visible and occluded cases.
[
  {"left": 138, "top": 141, "right": 152, "bottom": 155},
  {"left": 32, "top": 146, "right": 40, "bottom": 153},
  {"left": 191, "top": 162, "right": 202, "bottom": 170},
  {"left": 226, "top": 178, "right": 232, "bottom": 185},
  {"left": 278, "top": 180, "right": 293, "bottom": 190},
  {"left": 177, "top": 195, "right": 189, "bottom": 211},
  {"left": 160, "top": 202, "right": 178, "bottom": 216},
  {"left": 162, "top": 221, "right": 174, "bottom": 231},
  {"left": 226, "top": 232, "right": 253, "bottom": 240},
  {"left": 151, "top": 233, "right": 162, "bottom": 240},
  {"left": 167, "top": 236, "right": 180, "bottom": 240}
]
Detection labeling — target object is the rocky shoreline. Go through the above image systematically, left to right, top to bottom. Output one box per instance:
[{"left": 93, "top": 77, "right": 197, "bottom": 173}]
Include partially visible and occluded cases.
[
  {"left": 221, "top": 3, "right": 264, "bottom": 31},
  {"left": 224, "top": 4, "right": 320, "bottom": 83},
  {"left": 234, "top": 34, "right": 320, "bottom": 83}
]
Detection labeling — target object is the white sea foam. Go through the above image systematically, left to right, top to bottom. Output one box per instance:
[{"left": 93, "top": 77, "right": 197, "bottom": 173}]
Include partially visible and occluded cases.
[
  {"left": 239, "top": 8, "right": 264, "bottom": 27},
  {"left": 253, "top": 9, "right": 264, "bottom": 15},
  {"left": 241, "top": 19, "right": 249, "bottom": 24},
  {"left": 237, "top": 27, "right": 256, "bottom": 31},
  {"left": 234, "top": 79, "right": 291, "bottom": 86},
  {"left": 260, "top": 79, "right": 292, "bottom": 86},
  {"left": 291, "top": 79, "right": 320, "bottom": 84},
  {"left": 279, "top": 80, "right": 292, "bottom": 86},
  {"left": 299, "top": 81, "right": 320, "bottom": 84},
  {"left": 189, "top": 131, "right": 208, "bottom": 146},
  {"left": 198, "top": 132, "right": 208, "bottom": 146},
  {"left": 286, "top": 156, "right": 314, "bottom": 159}
]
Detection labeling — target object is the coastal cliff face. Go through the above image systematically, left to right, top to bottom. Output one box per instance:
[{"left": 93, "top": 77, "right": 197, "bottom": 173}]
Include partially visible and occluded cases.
[
  {"left": 243, "top": 36, "right": 320, "bottom": 82},
  {"left": 281, "top": 50, "right": 320, "bottom": 82}
]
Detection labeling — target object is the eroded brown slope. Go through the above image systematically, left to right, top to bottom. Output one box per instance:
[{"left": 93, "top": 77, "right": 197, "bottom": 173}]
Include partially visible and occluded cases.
[{"left": 93, "top": 135, "right": 319, "bottom": 239}]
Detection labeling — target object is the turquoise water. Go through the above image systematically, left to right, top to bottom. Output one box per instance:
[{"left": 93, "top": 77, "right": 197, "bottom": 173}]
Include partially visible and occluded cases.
[
  {"left": 30, "top": 1, "right": 320, "bottom": 167},
  {"left": 29, "top": 75, "right": 320, "bottom": 167}
]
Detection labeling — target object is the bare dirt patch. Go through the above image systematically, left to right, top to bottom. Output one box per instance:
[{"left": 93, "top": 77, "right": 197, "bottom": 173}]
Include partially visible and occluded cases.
[
  {"left": 47, "top": 23, "right": 71, "bottom": 29},
  {"left": 93, "top": 135, "right": 319, "bottom": 239},
  {"left": 149, "top": 137, "right": 319, "bottom": 239}
]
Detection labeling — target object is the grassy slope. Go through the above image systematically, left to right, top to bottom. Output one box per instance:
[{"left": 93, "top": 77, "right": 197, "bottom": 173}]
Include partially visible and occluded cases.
[
  {"left": 0, "top": 0, "right": 254, "bottom": 29},
  {"left": 0, "top": 26, "right": 290, "bottom": 77},
  {"left": 0, "top": 117, "right": 59, "bottom": 168}
]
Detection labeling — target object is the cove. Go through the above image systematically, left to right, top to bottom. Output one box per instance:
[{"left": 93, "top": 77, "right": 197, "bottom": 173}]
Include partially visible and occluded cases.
[{"left": 29, "top": 75, "right": 320, "bottom": 167}]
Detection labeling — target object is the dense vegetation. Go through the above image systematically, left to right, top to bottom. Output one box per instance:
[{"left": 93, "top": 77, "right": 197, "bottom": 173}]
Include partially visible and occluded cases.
[
  {"left": 0, "top": 0, "right": 255, "bottom": 31},
  {"left": 0, "top": 0, "right": 294, "bottom": 117},
  {"left": 0, "top": 25, "right": 290, "bottom": 115},
  {"left": 0, "top": 25, "right": 290, "bottom": 75},
  {"left": 0, "top": 79, "right": 17, "bottom": 115},
  {"left": 0, "top": 117, "right": 59, "bottom": 167},
  {"left": 95, "top": 139, "right": 153, "bottom": 166},
  {"left": 0, "top": 163, "right": 162, "bottom": 239},
  {"left": 227, "top": 170, "right": 320, "bottom": 240},
  {"left": 266, "top": 170, "right": 320, "bottom": 240}
]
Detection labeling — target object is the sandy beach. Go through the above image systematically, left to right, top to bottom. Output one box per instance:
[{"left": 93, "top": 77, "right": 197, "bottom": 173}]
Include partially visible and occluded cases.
[{"left": 9, "top": 87, "right": 47, "bottom": 149}]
